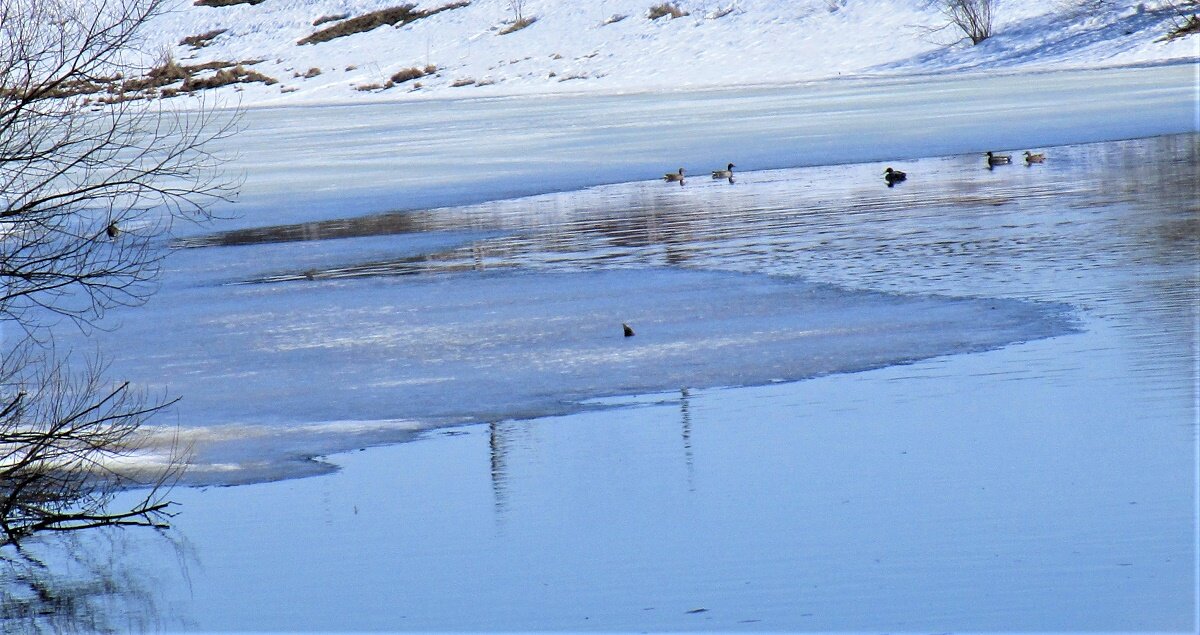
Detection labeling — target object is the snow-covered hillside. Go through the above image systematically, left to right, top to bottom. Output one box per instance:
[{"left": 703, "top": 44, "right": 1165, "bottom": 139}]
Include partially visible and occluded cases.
[{"left": 142, "top": 0, "right": 1197, "bottom": 106}]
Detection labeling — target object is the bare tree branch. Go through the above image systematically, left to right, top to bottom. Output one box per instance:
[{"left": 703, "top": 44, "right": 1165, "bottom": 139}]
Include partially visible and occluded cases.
[{"left": 0, "top": 0, "right": 231, "bottom": 545}]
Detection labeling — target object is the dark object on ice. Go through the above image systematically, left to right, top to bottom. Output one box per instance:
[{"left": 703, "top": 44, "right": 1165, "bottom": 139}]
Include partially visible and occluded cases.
[
  {"left": 986, "top": 151, "right": 1012, "bottom": 167},
  {"left": 1024, "top": 151, "right": 1045, "bottom": 164},
  {"left": 711, "top": 162, "right": 735, "bottom": 179},
  {"left": 663, "top": 167, "right": 685, "bottom": 185},
  {"left": 883, "top": 167, "right": 907, "bottom": 186},
  {"left": 105, "top": 222, "right": 119, "bottom": 239},
  {"left": 623, "top": 323, "right": 635, "bottom": 337}
]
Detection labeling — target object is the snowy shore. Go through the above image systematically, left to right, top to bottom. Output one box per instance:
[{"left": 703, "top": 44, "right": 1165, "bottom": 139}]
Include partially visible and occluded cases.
[{"left": 142, "top": 0, "right": 1198, "bottom": 107}]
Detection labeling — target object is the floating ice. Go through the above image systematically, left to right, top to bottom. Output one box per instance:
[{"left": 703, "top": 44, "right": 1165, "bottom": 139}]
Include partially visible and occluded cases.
[{"left": 92, "top": 263, "right": 1075, "bottom": 484}]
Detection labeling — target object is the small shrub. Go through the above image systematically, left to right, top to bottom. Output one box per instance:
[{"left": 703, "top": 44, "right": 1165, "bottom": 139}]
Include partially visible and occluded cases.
[
  {"left": 938, "top": 0, "right": 993, "bottom": 45},
  {"left": 648, "top": 3, "right": 688, "bottom": 19},
  {"left": 180, "top": 29, "right": 227, "bottom": 49},
  {"left": 303, "top": 67, "right": 321, "bottom": 78},
  {"left": 450, "top": 77, "right": 475, "bottom": 87},
  {"left": 355, "top": 83, "right": 384, "bottom": 91}
]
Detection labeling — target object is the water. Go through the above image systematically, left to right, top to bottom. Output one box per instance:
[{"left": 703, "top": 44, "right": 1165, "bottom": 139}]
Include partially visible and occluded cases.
[
  {"left": 210, "top": 64, "right": 1197, "bottom": 230},
  {"left": 4, "top": 131, "right": 1195, "bottom": 632}
]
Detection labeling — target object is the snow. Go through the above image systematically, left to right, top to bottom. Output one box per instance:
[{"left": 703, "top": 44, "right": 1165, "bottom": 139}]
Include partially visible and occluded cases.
[{"left": 141, "top": 0, "right": 1199, "bottom": 107}]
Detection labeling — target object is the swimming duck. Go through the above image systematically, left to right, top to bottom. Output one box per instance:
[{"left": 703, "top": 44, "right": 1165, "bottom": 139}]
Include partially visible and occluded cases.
[
  {"left": 986, "top": 151, "right": 1012, "bottom": 166},
  {"left": 1024, "top": 151, "right": 1045, "bottom": 164},
  {"left": 711, "top": 163, "right": 735, "bottom": 179},
  {"left": 664, "top": 167, "right": 685, "bottom": 184},
  {"left": 883, "top": 167, "right": 907, "bottom": 186},
  {"left": 623, "top": 323, "right": 635, "bottom": 337}
]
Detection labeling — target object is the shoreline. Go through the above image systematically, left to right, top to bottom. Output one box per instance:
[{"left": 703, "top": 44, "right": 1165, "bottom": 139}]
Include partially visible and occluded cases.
[{"left": 147, "top": 58, "right": 1200, "bottom": 113}]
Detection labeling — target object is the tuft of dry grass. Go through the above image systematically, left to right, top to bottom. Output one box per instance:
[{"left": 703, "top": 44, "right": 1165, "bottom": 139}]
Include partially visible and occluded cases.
[
  {"left": 194, "top": 0, "right": 265, "bottom": 6},
  {"left": 298, "top": 2, "right": 469, "bottom": 45},
  {"left": 647, "top": 2, "right": 688, "bottom": 19},
  {"left": 313, "top": 13, "right": 349, "bottom": 26},
  {"left": 1164, "top": 13, "right": 1200, "bottom": 40},
  {"left": 499, "top": 16, "right": 537, "bottom": 34},
  {"left": 180, "top": 29, "right": 227, "bottom": 49},
  {"left": 389, "top": 64, "right": 437, "bottom": 84},
  {"left": 182, "top": 65, "right": 278, "bottom": 91},
  {"left": 450, "top": 77, "right": 476, "bottom": 87}
]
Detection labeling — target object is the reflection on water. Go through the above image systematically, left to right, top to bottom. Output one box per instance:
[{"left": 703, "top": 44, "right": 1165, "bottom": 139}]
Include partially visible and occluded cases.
[
  {"left": 196, "top": 133, "right": 1196, "bottom": 400},
  {"left": 180, "top": 135, "right": 1199, "bottom": 424},
  {"left": 0, "top": 528, "right": 194, "bottom": 633}
]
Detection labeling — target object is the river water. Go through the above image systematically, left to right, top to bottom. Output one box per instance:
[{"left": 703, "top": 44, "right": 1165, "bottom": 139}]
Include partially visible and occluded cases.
[{"left": 0, "top": 65, "right": 1196, "bottom": 631}]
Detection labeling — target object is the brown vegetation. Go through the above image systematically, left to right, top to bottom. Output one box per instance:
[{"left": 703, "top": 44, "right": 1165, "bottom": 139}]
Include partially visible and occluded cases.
[
  {"left": 194, "top": 0, "right": 265, "bottom": 6},
  {"left": 298, "top": 2, "right": 470, "bottom": 45},
  {"left": 648, "top": 3, "right": 688, "bottom": 19},
  {"left": 313, "top": 12, "right": 349, "bottom": 26},
  {"left": 499, "top": 16, "right": 537, "bottom": 34},
  {"left": 180, "top": 28, "right": 227, "bottom": 48},
  {"left": 390, "top": 64, "right": 437, "bottom": 84}
]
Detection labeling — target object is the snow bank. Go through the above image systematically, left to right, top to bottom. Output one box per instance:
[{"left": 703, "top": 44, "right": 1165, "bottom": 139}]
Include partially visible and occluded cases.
[{"left": 141, "top": 0, "right": 1198, "bottom": 106}]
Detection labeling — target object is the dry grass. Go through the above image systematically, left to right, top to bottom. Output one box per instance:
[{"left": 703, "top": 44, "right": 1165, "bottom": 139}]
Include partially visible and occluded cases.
[
  {"left": 194, "top": 0, "right": 265, "bottom": 6},
  {"left": 298, "top": 2, "right": 469, "bottom": 45},
  {"left": 647, "top": 3, "right": 688, "bottom": 19},
  {"left": 313, "top": 13, "right": 349, "bottom": 26},
  {"left": 1164, "top": 13, "right": 1200, "bottom": 40},
  {"left": 499, "top": 16, "right": 537, "bottom": 34},
  {"left": 180, "top": 29, "right": 227, "bottom": 49},
  {"left": 389, "top": 64, "right": 437, "bottom": 84},
  {"left": 450, "top": 77, "right": 476, "bottom": 87}
]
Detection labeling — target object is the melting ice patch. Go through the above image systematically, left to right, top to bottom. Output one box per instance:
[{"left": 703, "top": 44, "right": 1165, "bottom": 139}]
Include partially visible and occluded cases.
[{"left": 93, "top": 267, "right": 1075, "bottom": 484}]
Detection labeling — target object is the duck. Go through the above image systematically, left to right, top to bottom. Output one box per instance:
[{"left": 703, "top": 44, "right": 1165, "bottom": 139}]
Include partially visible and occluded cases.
[
  {"left": 986, "top": 151, "right": 1012, "bottom": 166},
  {"left": 1024, "top": 151, "right": 1045, "bottom": 164},
  {"left": 711, "top": 163, "right": 735, "bottom": 179},
  {"left": 663, "top": 167, "right": 685, "bottom": 184},
  {"left": 883, "top": 167, "right": 907, "bottom": 186},
  {"left": 105, "top": 222, "right": 119, "bottom": 239},
  {"left": 622, "top": 323, "right": 635, "bottom": 337}
]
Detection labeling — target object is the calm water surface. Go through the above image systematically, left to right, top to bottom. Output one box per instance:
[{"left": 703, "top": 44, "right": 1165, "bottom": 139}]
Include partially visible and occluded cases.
[{"left": 2, "top": 134, "right": 1196, "bottom": 631}]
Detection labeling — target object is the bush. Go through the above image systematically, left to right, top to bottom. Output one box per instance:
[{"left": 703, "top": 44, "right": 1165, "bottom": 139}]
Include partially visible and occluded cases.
[
  {"left": 938, "top": 0, "right": 993, "bottom": 45},
  {"left": 648, "top": 3, "right": 688, "bottom": 19}
]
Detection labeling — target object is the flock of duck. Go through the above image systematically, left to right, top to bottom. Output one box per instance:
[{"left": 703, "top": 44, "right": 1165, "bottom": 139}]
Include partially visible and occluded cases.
[{"left": 663, "top": 151, "right": 1046, "bottom": 188}]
